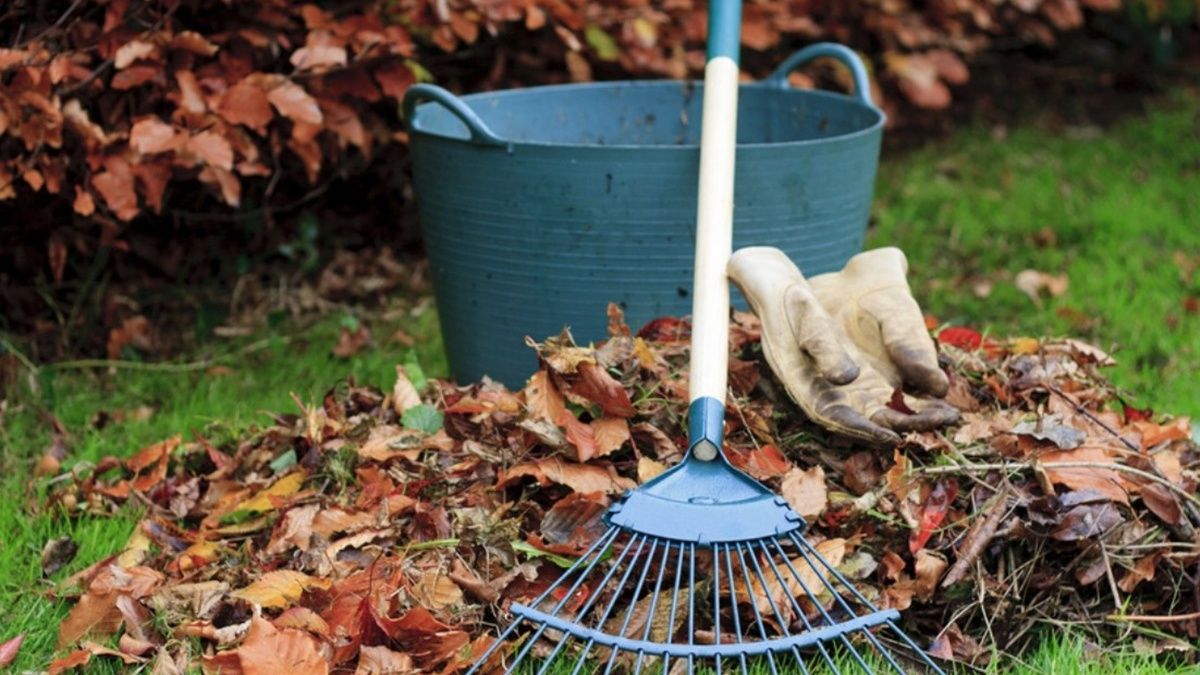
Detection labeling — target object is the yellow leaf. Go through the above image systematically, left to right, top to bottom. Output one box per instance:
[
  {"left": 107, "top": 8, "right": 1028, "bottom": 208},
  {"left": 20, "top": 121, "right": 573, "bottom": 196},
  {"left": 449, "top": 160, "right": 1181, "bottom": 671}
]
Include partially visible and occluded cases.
[
  {"left": 1011, "top": 337, "right": 1040, "bottom": 355},
  {"left": 637, "top": 456, "right": 667, "bottom": 483},
  {"left": 781, "top": 466, "right": 827, "bottom": 519},
  {"left": 235, "top": 472, "right": 306, "bottom": 513},
  {"left": 215, "top": 515, "right": 275, "bottom": 535},
  {"left": 116, "top": 527, "right": 152, "bottom": 568},
  {"left": 231, "top": 570, "right": 331, "bottom": 609},
  {"left": 410, "top": 573, "right": 463, "bottom": 611}
]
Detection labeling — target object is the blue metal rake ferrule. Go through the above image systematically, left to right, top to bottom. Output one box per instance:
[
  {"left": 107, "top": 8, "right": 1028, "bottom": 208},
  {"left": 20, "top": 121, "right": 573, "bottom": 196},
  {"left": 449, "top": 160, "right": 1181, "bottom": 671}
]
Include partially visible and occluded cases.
[{"left": 605, "top": 397, "right": 806, "bottom": 543}]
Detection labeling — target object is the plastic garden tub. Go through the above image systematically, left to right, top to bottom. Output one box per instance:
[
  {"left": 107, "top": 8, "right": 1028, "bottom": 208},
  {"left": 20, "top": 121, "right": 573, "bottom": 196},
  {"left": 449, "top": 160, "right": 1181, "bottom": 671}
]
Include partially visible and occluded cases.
[{"left": 404, "top": 43, "right": 884, "bottom": 386}]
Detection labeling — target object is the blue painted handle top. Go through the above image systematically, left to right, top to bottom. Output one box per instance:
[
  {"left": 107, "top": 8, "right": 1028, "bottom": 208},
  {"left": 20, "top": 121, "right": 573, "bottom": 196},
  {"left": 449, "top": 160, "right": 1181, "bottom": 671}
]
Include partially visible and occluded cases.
[
  {"left": 706, "top": 0, "right": 743, "bottom": 63},
  {"left": 766, "top": 42, "right": 875, "bottom": 107}
]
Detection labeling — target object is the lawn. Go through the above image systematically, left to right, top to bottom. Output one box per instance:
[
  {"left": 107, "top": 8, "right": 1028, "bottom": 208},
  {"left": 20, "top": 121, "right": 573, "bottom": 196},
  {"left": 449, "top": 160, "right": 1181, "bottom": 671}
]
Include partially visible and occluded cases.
[
  {"left": 872, "top": 87, "right": 1200, "bottom": 417},
  {"left": 1, "top": 89, "right": 1198, "bottom": 672}
]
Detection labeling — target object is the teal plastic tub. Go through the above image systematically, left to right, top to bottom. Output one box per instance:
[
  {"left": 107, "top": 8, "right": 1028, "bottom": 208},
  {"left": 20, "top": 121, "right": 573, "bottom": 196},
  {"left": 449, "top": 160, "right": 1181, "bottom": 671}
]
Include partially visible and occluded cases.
[{"left": 404, "top": 43, "right": 884, "bottom": 386}]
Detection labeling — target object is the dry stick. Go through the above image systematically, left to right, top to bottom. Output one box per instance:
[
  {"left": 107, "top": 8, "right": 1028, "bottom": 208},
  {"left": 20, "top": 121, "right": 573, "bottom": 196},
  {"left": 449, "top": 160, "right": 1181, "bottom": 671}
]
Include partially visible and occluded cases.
[
  {"left": 1048, "top": 385, "right": 1200, "bottom": 530},
  {"left": 915, "top": 461, "right": 1200, "bottom": 514},
  {"left": 941, "top": 490, "right": 1011, "bottom": 588},
  {"left": 1107, "top": 611, "right": 1200, "bottom": 623}
]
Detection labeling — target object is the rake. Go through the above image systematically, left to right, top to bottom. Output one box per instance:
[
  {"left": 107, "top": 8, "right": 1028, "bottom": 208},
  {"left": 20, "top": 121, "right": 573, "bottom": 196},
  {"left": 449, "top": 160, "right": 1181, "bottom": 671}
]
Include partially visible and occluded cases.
[{"left": 468, "top": 2, "right": 948, "bottom": 673}]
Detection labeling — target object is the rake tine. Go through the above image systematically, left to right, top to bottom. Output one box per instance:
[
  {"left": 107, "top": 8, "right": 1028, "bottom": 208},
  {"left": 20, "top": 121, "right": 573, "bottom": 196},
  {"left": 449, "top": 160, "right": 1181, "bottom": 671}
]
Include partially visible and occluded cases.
[
  {"left": 529, "top": 527, "right": 621, "bottom": 609},
  {"left": 789, "top": 529, "right": 938, "bottom": 671},
  {"left": 468, "top": 530, "right": 619, "bottom": 672},
  {"left": 510, "top": 532, "right": 642, "bottom": 673},
  {"left": 573, "top": 533, "right": 645, "bottom": 623},
  {"left": 786, "top": 534, "right": 904, "bottom": 672},
  {"left": 566, "top": 535, "right": 656, "bottom": 675},
  {"left": 771, "top": 537, "right": 874, "bottom": 673},
  {"left": 602, "top": 538, "right": 660, "bottom": 674},
  {"left": 633, "top": 540, "right": 674, "bottom": 675},
  {"left": 758, "top": 540, "right": 842, "bottom": 674},
  {"left": 662, "top": 542, "right": 686, "bottom": 675},
  {"left": 688, "top": 542, "right": 697, "bottom": 675},
  {"left": 732, "top": 542, "right": 779, "bottom": 675},
  {"left": 740, "top": 542, "right": 811, "bottom": 675},
  {"left": 711, "top": 543, "right": 723, "bottom": 675},
  {"left": 720, "top": 544, "right": 751, "bottom": 675},
  {"left": 464, "top": 616, "right": 524, "bottom": 675},
  {"left": 884, "top": 620, "right": 947, "bottom": 674},
  {"left": 534, "top": 634, "right": 579, "bottom": 675},
  {"left": 568, "top": 645, "right": 595, "bottom": 675}
]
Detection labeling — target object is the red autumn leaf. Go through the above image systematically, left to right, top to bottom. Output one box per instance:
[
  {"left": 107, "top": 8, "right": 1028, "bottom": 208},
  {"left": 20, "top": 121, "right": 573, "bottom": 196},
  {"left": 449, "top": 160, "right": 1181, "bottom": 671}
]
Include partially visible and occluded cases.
[
  {"left": 170, "top": 30, "right": 219, "bottom": 56},
  {"left": 113, "top": 40, "right": 157, "bottom": 70},
  {"left": 290, "top": 45, "right": 347, "bottom": 72},
  {"left": 888, "top": 52, "right": 951, "bottom": 109},
  {"left": 373, "top": 60, "right": 415, "bottom": 101},
  {"left": 111, "top": 63, "right": 163, "bottom": 90},
  {"left": 268, "top": 80, "right": 324, "bottom": 126},
  {"left": 218, "top": 81, "right": 275, "bottom": 132},
  {"left": 129, "top": 118, "right": 180, "bottom": 155},
  {"left": 185, "top": 130, "right": 234, "bottom": 171},
  {"left": 91, "top": 159, "right": 140, "bottom": 221},
  {"left": 131, "top": 159, "right": 171, "bottom": 213},
  {"left": 199, "top": 166, "right": 241, "bottom": 207},
  {"left": 72, "top": 186, "right": 95, "bottom": 216},
  {"left": 47, "top": 234, "right": 67, "bottom": 284},
  {"left": 106, "top": 315, "right": 152, "bottom": 360},
  {"left": 637, "top": 316, "right": 690, "bottom": 341},
  {"left": 937, "top": 326, "right": 983, "bottom": 351},
  {"left": 571, "top": 362, "right": 636, "bottom": 417},
  {"left": 887, "top": 387, "right": 917, "bottom": 415},
  {"left": 1122, "top": 403, "right": 1154, "bottom": 424},
  {"left": 1133, "top": 417, "right": 1191, "bottom": 449},
  {"left": 726, "top": 443, "right": 792, "bottom": 480},
  {"left": 1040, "top": 446, "right": 1130, "bottom": 505},
  {"left": 500, "top": 457, "right": 635, "bottom": 494},
  {"left": 909, "top": 480, "right": 958, "bottom": 554},
  {"left": 1141, "top": 482, "right": 1182, "bottom": 526},
  {"left": 536, "top": 491, "right": 609, "bottom": 554},
  {"left": 375, "top": 607, "right": 469, "bottom": 668},
  {"left": 217, "top": 615, "right": 328, "bottom": 675},
  {"left": 0, "top": 633, "right": 25, "bottom": 668},
  {"left": 356, "top": 645, "right": 414, "bottom": 674},
  {"left": 48, "top": 649, "right": 90, "bottom": 675}
]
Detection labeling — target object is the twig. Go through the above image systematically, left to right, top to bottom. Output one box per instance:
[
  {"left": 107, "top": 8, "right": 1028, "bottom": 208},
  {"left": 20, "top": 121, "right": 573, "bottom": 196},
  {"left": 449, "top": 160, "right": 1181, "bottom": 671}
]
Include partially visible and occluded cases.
[
  {"left": 16, "top": 0, "right": 87, "bottom": 49},
  {"left": 0, "top": 334, "right": 39, "bottom": 373},
  {"left": 45, "top": 336, "right": 290, "bottom": 373},
  {"left": 1048, "top": 385, "right": 1200, "bottom": 532},
  {"left": 914, "top": 461, "right": 1200, "bottom": 513},
  {"left": 942, "top": 489, "right": 1011, "bottom": 587},
  {"left": 1098, "top": 540, "right": 1123, "bottom": 610},
  {"left": 1107, "top": 611, "right": 1200, "bottom": 623}
]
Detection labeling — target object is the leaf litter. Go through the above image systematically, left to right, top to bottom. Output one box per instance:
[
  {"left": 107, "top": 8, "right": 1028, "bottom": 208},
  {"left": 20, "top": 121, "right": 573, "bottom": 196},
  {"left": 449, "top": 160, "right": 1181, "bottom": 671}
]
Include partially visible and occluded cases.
[{"left": 41, "top": 305, "right": 1200, "bottom": 671}]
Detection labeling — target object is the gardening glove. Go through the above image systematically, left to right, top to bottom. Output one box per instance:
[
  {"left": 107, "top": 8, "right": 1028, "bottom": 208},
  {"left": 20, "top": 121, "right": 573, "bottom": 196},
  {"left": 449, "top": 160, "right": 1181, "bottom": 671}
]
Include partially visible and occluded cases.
[
  {"left": 728, "top": 246, "right": 959, "bottom": 446},
  {"left": 809, "top": 246, "right": 950, "bottom": 398}
]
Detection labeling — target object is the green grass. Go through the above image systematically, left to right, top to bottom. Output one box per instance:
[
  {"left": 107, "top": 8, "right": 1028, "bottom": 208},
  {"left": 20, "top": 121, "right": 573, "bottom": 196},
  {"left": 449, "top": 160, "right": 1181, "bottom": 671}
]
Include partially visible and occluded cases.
[
  {"left": 871, "top": 88, "right": 1200, "bottom": 417},
  {"left": 2, "top": 90, "right": 1199, "bottom": 671}
]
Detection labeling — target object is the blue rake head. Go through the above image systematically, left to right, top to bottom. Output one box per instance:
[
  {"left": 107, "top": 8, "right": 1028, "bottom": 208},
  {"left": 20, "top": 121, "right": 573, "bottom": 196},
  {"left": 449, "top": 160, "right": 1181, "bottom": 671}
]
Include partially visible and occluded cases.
[{"left": 468, "top": 399, "right": 947, "bottom": 674}]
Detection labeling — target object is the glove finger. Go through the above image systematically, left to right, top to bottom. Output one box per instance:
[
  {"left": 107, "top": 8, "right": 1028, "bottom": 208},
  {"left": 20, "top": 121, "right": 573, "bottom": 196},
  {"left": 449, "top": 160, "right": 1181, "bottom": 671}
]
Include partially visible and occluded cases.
[
  {"left": 784, "top": 283, "right": 860, "bottom": 385},
  {"left": 876, "top": 301, "right": 950, "bottom": 397},
  {"left": 871, "top": 399, "right": 961, "bottom": 432},
  {"left": 821, "top": 403, "right": 902, "bottom": 446}
]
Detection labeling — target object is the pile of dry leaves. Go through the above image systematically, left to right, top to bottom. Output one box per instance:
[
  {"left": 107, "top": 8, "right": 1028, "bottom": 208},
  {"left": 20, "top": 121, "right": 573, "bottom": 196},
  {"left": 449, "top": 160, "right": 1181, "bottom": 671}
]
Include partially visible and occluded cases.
[{"left": 41, "top": 307, "right": 1199, "bottom": 672}]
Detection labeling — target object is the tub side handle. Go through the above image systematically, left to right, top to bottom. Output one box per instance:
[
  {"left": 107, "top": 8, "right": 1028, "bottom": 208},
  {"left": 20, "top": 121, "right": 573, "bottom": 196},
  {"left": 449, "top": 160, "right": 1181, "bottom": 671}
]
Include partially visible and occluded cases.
[
  {"left": 765, "top": 43, "right": 875, "bottom": 108},
  {"left": 402, "top": 84, "right": 507, "bottom": 147}
]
